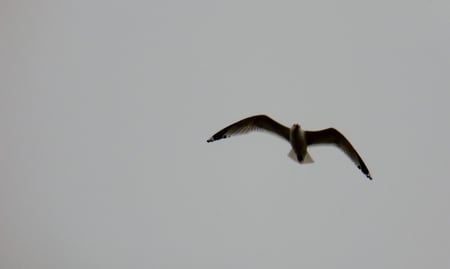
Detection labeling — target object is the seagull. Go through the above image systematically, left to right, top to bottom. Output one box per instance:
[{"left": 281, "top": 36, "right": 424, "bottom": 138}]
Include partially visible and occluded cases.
[{"left": 207, "top": 114, "right": 372, "bottom": 180}]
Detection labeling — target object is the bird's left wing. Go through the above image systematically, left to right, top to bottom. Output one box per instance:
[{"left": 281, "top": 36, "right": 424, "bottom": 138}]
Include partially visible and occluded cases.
[{"left": 207, "top": 114, "right": 290, "bottom": 143}]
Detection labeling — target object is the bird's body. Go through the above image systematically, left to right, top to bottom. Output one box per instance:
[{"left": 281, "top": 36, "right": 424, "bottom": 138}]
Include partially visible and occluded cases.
[
  {"left": 207, "top": 114, "right": 372, "bottom": 180},
  {"left": 289, "top": 124, "right": 309, "bottom": 163}
]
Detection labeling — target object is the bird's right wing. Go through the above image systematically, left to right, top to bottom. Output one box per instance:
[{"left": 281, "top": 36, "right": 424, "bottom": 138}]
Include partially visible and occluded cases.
[
  {"left": 207, "top": 115, "right": 290, "bottom": 143},
  {"left": 305, "top": 128, "right": 372, "bottom": 179}
]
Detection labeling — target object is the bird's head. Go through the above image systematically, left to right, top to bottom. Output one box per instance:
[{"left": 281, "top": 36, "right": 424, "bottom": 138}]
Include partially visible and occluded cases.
[{"left": 292, "top": 124, "right": 301, "bottom": 130}]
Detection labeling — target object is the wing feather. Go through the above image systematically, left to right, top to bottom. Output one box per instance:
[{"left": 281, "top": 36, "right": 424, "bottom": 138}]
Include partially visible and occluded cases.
[
  {"left": 207, "top": 115, "right": 290, "bottom": 143},
  {"left": 305, "top": 128, "right": 372, "bottom": 179}
]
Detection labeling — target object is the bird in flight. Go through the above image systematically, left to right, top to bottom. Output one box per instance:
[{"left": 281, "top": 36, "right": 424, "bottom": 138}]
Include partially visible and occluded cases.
[{"left": 207, "top": 114, "right": 372, "bottom": 180}]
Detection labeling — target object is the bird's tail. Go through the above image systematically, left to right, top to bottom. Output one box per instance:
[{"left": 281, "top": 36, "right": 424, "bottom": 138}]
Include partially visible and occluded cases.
[{"left": 288, "top": 149, "right": 314, "bottom": 164}]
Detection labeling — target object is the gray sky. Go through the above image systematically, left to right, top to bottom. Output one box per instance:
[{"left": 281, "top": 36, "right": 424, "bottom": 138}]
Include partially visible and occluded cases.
[{"left": 2, "top": 0, "right": 450, "bottom": 268}]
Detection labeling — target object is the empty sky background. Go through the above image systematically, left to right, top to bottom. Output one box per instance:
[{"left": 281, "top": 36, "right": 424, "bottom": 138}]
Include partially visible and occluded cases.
[{"left": 1, "top": 1, "right": 450, "bottom": 268}]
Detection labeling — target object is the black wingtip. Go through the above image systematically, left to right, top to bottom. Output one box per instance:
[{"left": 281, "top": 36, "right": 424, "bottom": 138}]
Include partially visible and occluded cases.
[{"left": 357, "top": 159, "right": 372, "bottom": 180}]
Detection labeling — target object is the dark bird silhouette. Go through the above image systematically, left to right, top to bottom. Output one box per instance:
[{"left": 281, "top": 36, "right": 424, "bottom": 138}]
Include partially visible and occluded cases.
[{"left": 207, "top": 115, "right": 372, "bottom": 180}]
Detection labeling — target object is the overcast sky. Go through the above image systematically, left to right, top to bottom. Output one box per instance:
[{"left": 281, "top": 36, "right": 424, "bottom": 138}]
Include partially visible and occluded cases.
[{"left": 2, "top": 1, "right": 450, "bottom": 268}]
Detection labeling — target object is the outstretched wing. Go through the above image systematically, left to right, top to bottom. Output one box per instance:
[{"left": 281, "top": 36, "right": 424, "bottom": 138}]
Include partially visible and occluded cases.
[
  {"left": 207, "top": 115, "right": 290, "bottom": 143},
  {"left": 305, "top": 128, "right": 372, "bottom": 180}
]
